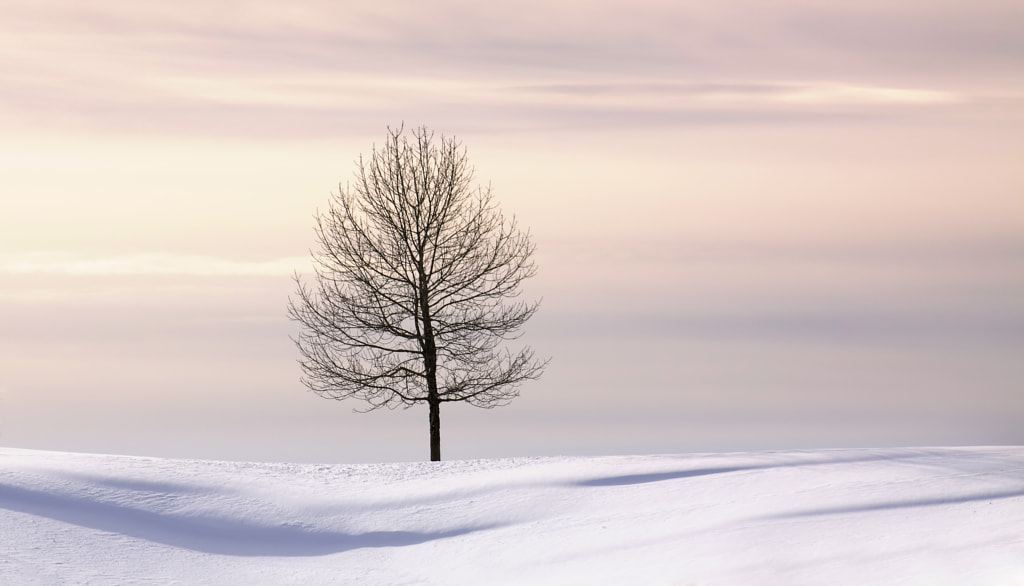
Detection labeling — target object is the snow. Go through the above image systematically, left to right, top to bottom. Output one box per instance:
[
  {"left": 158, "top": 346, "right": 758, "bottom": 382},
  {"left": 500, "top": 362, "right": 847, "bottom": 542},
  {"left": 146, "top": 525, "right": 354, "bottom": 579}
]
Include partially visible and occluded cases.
[{"left": 1, "top": 447, "right": 1022, "bottom": 585}]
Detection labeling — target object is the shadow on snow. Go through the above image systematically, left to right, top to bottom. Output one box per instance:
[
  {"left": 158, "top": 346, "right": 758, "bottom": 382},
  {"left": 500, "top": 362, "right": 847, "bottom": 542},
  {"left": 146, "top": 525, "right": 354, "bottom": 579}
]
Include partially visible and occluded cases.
[
  {"left": 574, "top": 450, "right": 945, "bottom": 487},
  {"left": 576, "top": 467, "right": 751, "bottom": 487},
  {"left": 0, "top": 482, "right": 493, "bottom": 557},
  {"left": 762, "top": 488, "right": 1024, "bottom": 519}
]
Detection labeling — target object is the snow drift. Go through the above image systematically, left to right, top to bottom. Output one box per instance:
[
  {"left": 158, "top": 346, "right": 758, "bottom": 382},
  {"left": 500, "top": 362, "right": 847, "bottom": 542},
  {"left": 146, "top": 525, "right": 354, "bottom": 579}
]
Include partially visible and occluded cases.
[{"left": 1, "top": 446, "right": 1022, "bottom": 584}]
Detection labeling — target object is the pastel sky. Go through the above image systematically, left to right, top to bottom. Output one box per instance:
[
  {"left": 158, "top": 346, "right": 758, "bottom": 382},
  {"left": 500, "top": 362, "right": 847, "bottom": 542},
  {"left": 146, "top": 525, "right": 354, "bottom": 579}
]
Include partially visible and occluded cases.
[{"left": 2, "top": 0, "right": 1022, "bottom": 462}]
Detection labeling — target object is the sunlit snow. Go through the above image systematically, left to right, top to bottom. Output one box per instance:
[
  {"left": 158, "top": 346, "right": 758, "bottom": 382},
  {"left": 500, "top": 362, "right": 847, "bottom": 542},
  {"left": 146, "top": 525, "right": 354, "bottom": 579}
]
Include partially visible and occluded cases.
[{"left": 1, "top": 447, "right": 1022, "bottom": 584}]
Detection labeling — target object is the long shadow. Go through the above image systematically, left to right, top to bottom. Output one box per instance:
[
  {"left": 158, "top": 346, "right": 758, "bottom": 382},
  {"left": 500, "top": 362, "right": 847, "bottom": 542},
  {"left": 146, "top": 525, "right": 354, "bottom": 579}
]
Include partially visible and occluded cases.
[
  {"left": 574, "top": 450, "right": 944, "bottom": 488},
  {"left": 576, "top": 467, "right": 750, "bottom": 486},
  {"left": 60, "top": 473, "right": 215, "bottom": 496},
  {"left": 0, "top": 483, "right": 493, "bottom": 557},
  {"left": 762, "top": 488, "right": 1024, "bottom": 519}
]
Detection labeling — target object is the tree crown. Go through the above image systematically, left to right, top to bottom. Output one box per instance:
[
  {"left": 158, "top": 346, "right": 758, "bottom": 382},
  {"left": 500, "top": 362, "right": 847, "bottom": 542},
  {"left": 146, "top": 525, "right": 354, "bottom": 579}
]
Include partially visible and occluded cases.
[{"left": 289, "top": 125, "right": 545, "bottom": 412}]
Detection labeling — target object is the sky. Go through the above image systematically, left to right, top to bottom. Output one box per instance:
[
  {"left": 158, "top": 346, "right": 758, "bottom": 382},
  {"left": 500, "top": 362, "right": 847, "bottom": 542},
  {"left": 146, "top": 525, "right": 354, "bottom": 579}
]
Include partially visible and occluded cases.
[{"left": 1, "top": 0, "right": 1022, "bottom": 463}]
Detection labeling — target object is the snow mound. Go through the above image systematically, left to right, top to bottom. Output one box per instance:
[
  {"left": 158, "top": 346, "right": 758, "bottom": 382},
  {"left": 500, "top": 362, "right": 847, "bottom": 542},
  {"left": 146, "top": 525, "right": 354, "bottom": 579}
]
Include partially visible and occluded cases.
[{"left": 1, "top": 447, "right": 1022, "bottom": 585}]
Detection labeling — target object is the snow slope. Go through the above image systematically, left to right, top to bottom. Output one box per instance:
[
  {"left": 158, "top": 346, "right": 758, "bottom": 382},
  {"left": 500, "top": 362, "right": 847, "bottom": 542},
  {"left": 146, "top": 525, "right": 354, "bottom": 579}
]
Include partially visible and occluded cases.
[{"left": 1, "top": 446, "right": 1022, "bottom": 585}]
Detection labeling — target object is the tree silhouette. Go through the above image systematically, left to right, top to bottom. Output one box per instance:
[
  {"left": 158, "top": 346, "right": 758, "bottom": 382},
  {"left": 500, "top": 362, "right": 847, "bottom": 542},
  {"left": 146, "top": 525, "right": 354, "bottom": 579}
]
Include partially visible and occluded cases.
[{"left": 289, "top": 125, "right": 546, "bottom": 461}]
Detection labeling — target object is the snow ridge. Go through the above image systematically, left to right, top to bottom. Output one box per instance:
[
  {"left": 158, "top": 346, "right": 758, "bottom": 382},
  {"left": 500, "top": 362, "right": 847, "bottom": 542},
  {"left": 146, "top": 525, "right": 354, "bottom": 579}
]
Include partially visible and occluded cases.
[{"left": 1, "top": 447, "right": 1022, "bottom": 585}]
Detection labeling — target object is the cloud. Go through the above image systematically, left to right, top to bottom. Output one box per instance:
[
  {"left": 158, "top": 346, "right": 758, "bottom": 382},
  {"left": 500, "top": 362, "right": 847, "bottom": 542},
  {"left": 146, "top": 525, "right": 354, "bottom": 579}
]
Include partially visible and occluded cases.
[
  {"left": 0, "top": 0, "right": 1013, "bottom": 138},
  {"left": 5, "top": 1, "right": 1022, "bottom": 80},
  {"left": 0, "top": 71, "right": 966, "bottom": 139},
  {"left": 141, "top": 76, "right": 960, "bottom": 114},
  {"left": 513, "top": 80, "right": 960, "bottom": 107},
  {"left": 767, "top": 83, "right": 958, "bottom": 105},
  {"left": 0, "top": 253, "right": 309, "bottom": 277}
]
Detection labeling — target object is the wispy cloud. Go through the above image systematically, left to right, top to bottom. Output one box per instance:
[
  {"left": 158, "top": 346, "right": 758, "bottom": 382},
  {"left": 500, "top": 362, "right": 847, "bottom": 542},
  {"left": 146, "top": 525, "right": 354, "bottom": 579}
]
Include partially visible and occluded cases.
[
  {"left": 0, "top": 0, "right": 1014, "bottom": 138},
  {"left": 150, "top": 76, "right": 961, "bottom": 109},
  {"left": 512, "top": 80, "right": 960, "bottom": 107},
  {"left": 0, "top": 253, "right": 309, "bottom": 277}
]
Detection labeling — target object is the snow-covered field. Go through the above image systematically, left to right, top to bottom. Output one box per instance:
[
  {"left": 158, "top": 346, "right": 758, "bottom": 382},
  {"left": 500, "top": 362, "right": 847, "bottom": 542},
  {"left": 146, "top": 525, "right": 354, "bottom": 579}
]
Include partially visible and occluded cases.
[{"left": 1, "top": 447, "right": 1022, "bottom": 585}]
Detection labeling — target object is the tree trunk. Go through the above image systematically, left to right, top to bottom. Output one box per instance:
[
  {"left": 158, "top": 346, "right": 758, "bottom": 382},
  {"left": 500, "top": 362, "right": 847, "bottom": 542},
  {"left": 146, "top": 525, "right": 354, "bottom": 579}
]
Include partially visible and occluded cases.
[
  {"left": 419, "top": 270, "right": 442, "bottom": 461},
  {"left": 424, "top": 332, "right": 441, "bottom": 461},
  {"left": 428, "top": 395, "right": 441, "bottom": 461}
]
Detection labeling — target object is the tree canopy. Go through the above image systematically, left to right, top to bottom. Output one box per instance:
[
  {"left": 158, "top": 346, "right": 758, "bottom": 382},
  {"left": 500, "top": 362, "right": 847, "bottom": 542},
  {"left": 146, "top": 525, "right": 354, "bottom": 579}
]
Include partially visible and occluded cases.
[{"left": 289, "top": 125, "right": 545, "bottom": 460}]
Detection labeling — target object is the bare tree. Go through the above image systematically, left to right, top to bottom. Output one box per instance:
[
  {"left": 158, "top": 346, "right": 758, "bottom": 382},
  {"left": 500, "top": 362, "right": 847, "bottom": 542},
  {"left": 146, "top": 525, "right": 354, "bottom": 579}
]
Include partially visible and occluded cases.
[{"left": 288, "top": 125, "right": 546, "bottom": 461}]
